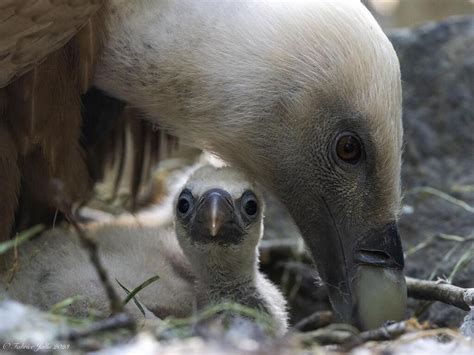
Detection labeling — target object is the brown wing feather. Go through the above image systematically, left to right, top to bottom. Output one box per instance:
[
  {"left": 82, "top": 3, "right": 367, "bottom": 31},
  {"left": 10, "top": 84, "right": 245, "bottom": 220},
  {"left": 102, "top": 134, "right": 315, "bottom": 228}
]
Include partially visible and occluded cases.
[
  {"left": 0, "top": 0, "right": 104, "bottom": 88},
  {"left": 0, "top": 1, "right": 179, "bottom": 248},
  {"left": 0, "top": 3, "right": 107, "bottom": 244},
  {"left": 0, "top": 112, "right": 21, "bottom": 254}
]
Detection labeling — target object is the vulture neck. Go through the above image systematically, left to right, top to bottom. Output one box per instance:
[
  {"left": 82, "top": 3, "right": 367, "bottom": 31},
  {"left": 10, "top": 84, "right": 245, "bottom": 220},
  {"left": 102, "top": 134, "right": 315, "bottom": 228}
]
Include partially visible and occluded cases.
[
  {"left": 96, "top": 1, "right": 276, "bottom": 165},
  {"left": 191, "top": 247, "right": 259, "bottom": 285},
  {"left": 191, "top": 249, "right": 260, "bottom": 307}
]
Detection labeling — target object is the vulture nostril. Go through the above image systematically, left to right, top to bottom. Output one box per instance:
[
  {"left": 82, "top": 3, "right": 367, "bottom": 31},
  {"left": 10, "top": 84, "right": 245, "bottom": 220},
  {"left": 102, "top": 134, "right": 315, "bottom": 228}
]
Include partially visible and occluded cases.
[
  {"left": 354, "top": 222, "right": 405, "bottom": 270},
  {"left": 355, "top": 249, "right": 392, "bottom": 267}
]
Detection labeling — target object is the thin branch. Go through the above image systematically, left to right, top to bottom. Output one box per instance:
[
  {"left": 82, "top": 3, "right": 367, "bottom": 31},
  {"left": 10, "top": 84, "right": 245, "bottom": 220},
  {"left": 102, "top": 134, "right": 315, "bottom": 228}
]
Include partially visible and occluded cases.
[
  {"left": 50, "top": 179, "right": 125, "bottom": 316},
  {"left": 451, "top": 184, "right": 474, "bottom": 193},
  {"left": 408, "top": 186, "right": 474, "bottom": 213},
  {"left": 69, "top": 218, "right": 125, "bottom": 315},
  {"left": 0, "top": 225, "right": 45, "bottom": 254},
  {"left": 405, "top": 232, "right": 473, "bottom": 257},
  {"left": 439, "top": 233, "right": 474, "bottom": 243},
  {"left": 414, "top": 243, "right": 473, "bottom": 316},
  {"left": 427, "top": 243, "right": 460, "bottom": 281},
  {"left": 448, "top": 247, "right": 473, "bottom": 283},
  {"left": 406, "top": 276, "right": 473, "bottom": 311},
  {"left": 293, "top": 310, "right": 333, "bottom": 331},
  {"left": 61, "top": 313, "right": 135, "bottom": 341},
  {"left": 298, "top": 319, "right": 433, "bottom": 350},
  {"left": 342, "top": 320, "right": 408, "bottom": 350},
  {"left": 298, "top": 326, "right": 356, "bottom": 346}
]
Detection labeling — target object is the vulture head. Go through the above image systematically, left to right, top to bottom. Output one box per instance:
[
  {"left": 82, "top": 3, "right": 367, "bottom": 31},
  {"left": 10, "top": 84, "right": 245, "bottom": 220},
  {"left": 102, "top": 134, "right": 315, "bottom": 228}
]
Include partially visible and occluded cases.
[
  {"left": 96, "top": 0, "right": 407, "bottom": 328},
  {"left": 174, "top": 166, "right": 264, "bottom": 280}
]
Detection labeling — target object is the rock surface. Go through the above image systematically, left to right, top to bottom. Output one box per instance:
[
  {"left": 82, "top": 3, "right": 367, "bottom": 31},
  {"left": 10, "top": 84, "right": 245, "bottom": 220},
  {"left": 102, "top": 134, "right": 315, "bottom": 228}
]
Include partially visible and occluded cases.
[
  {"left": 391, "top": 16, "right": 474, "bottom": 327},
  {"left": 0, "top": 301, "right": 69, "bottom": 352},
  {"left": 460, "top": 308, "right": 474, "bottom": 338}
]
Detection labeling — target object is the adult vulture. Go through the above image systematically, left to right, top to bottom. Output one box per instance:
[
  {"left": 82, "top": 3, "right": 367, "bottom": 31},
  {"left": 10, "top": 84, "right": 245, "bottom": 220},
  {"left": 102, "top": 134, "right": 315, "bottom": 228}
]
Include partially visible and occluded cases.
[{"left": 0, "top": 0, "right": 406, "bottom": 329}]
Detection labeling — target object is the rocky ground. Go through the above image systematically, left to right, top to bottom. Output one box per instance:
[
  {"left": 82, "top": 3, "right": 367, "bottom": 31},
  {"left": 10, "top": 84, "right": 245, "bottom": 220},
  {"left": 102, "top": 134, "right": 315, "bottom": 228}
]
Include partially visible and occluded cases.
[
  {"left": 0, "top": 16, "right": 473, "bottom": 354},
  {"left": 392, "top": 16, "right": 474, "bottom": 327}
]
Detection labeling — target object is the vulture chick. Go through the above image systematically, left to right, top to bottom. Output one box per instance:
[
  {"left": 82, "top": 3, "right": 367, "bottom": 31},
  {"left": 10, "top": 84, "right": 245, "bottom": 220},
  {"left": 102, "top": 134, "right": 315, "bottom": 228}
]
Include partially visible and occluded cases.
[
  {"left": 95, "top": 0, "right": 407, "bottom": 328},
  {"left": 1, "top": 166, "right": 288, "bottom": 334}
]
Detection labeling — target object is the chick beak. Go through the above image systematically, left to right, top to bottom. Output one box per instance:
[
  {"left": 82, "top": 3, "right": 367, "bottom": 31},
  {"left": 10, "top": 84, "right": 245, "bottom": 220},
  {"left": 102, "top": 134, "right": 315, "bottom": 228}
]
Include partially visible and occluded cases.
[
  {"left": 197, "top": 189, "right": 233, "bottom": 238},
  {"left": 209, "top": 195, "right": 223, "bottom": 237}
]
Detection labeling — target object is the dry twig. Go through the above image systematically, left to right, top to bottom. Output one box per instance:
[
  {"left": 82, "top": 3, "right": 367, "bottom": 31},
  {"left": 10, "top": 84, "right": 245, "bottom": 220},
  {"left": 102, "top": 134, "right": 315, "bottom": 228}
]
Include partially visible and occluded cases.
[
  {"left": 50, "top": 180, "right": 125, "bottom": 316},
  {"left": 408, "top": 186, "right": 474, "bottom": 213},
  {"left": 68, "top": 218, "right": 125, "bottom": 315},
  {"left": 406, "top": 277, "right": 473, "bottom": 311},
  {"left": 293, "top": 310, "right": 333, "bottom": 331},
  {"left": 61, "top": 313, "right": 135, "bottom": 341},
  {"left": 298, "top": 319, "right": 432, "bottom": 350},
  {"left": 342, "top": 320, "right": 408, "bottom": 350},
  {"left": 298, "top": 321, "right": 410, "bottom": 348},
  {"left": 298, "top": 325, "right": 357, "bottom": 346}
]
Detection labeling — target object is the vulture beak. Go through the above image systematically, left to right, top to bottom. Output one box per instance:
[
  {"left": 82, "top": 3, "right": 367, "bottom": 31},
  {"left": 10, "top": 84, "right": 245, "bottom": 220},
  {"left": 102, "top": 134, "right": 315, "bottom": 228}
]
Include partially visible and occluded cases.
[
  {"left": 195, "top": 189, "right": 235, "bottom": 238},
  {"left": 208, "top": 193, "right": 225, "bottom": 237},
  {"left": 305, "top": 208, "right": 407, "bottom": 329},
  {"left": 352, "top": 223, "right": 406, "bottom": 329}
]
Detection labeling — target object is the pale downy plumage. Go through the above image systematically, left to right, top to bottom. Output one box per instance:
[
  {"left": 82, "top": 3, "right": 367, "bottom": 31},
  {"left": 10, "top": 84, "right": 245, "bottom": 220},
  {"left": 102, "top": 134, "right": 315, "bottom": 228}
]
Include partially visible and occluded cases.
[
  {"left": 1, "top": 0, "right": 406, "bottom": 329},
  {"left": 1, "top": 166, "right": 288, "bottom": 334}
]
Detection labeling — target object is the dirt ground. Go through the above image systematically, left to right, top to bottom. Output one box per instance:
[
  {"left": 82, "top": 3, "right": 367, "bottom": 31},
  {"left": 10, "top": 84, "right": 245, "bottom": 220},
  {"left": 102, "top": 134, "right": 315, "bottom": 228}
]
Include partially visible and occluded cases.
[{"left": 391, "top": 16, "right": 474, "bottom": 327}]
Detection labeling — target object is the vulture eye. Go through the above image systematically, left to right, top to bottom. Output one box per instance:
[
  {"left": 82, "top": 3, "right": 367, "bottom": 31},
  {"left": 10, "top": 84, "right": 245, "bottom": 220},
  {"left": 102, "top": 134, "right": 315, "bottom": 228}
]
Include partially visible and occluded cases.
[
  {"left": 335, "top": 133, "right": 362, "bottom": 164},
  {"left": 177, "top": 189, "right": 194, "bottom": 215},
  {"left": 241, "top": 191, "right": 258, "bottom": 217}
]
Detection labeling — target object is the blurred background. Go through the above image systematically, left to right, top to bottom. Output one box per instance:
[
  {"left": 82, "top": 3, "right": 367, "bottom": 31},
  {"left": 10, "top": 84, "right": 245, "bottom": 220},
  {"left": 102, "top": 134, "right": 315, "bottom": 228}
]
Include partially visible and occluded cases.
[{"left": 364, "top": 0, "right": 474, "bottom": 28}]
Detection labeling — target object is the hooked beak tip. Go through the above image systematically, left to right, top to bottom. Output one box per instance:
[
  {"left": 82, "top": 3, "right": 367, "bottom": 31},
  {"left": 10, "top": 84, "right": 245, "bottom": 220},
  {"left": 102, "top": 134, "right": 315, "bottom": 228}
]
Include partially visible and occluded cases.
[
  {"left": 200, "top": 190, "right": 232, "bottom": 237},
  {"left": 209, "top": 199, "right": 221, "bottom": 236},
  {"left": 210, "top": 222, "right": 219, "bottom": 237}
]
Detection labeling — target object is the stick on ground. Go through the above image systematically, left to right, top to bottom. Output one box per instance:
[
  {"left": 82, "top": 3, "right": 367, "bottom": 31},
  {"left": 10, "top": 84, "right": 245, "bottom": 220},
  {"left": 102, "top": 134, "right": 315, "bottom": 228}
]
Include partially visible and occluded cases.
[
  {"left": 50, "top": 180, "right": 125, "bottom": 316},
  {"left": 69, "top": 219, "right": 125, "bottom": 315},
  {"left": 406, "top": 276, "right": 473, "bottom": 311},
  {"left": 293, "top": 310, "right": 333, "bottom": 331},
  {"left": 61, "top": 313, "right": 135, "bottom": 341},
  {"left": 342, "top": 320, "right": 408, "bottom": 350}
]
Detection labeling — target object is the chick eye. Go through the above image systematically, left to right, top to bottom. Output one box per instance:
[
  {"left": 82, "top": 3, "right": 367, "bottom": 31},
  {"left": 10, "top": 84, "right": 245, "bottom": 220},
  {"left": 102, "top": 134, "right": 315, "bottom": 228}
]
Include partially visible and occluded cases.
[
  {"left": 335, "top": 133, "right": 362, "bottom": 164},
  {"left": 177, "top": 189, "right": 194, "bottom": 215},
  {"left": 241, "top": 191, "right": 258, "bottom": 217}
]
